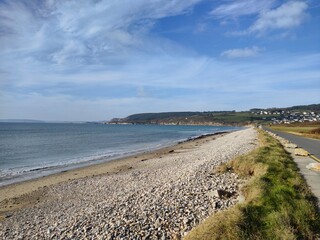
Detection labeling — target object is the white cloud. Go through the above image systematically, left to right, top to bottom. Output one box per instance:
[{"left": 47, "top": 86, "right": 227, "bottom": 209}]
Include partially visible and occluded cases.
[
  {"left": 0, "top": 0, "right": 201, "bottom": 63},
  {"left": 0, "top": 0, "right": 205, "bottom": 90},
  {"left": 210, "top": 0, "right": 275, "bottom": 18},
  {"left": 0, "top": 1, "right": 318, "bottom": 121},
  {"left": 0, "top": 1, "right": 42, "bottom": 51},
  {"left": 212, "top": 1, "right": 308, "bottom": 36},
  {"left": 250, "top": 1, "right": 308, "bottom": 33},
  {"left": 221, "top": 46, "right": 263, "bottom": 58},
  {"left": 1, "top": 53, "right": 319, "bottom": 120},
  {"left": 0, "top": 90, "right": 237, "bottom": 121}
]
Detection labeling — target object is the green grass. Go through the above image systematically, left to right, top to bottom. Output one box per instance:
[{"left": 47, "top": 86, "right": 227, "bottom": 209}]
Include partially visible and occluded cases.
[{"left": 185, "top": 130, "right": 320, "bottom": 240}]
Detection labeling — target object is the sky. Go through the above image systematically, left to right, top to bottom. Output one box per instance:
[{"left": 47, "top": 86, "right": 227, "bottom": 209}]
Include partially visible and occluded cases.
[{"left": 0, "top": 0, "right": 319, "bottom": 121}]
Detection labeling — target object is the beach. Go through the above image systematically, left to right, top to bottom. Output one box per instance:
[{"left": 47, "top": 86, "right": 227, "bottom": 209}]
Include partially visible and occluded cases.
[{"left": 0, "top": 127, "right": 257, "bottom": 239}]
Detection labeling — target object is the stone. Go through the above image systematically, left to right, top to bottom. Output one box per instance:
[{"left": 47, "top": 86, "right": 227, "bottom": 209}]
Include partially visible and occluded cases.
[
  {"left": 0, "top": 128, "right": 258, "bottom": 239},
  {"left": 284, "top": 143, "right": 297, "bottom": 149},
  {"left": 294, "top": 148, "right": 309, "bottom": 156},
  {"left": 306, "top": 163, "right": 320, "bottom": 171},
  {"left": 207, "top": 189, "right": 236, "bottom": 199},
  {"left": 206, "top": 190, "right": 220, "bottom": 198},
  {"left": 236, "top": 195, "right": 245, "bottom": 203},
  {"left": 182, "top": 217, "right": 191, "bottom": 226}
]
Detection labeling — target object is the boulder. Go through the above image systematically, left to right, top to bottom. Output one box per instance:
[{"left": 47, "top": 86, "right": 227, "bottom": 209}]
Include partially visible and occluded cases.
[
  {"left": 284, "top": 143, "right": 297, "bottom": 149},
  {"left": 294, "top": 148, "right": 309, "bottom": 156},
  {"left": 306, "top": 163, "right": 320, "bottom": 171}
]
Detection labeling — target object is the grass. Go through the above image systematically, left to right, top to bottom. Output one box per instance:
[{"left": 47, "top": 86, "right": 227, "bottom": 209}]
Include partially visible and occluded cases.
[
  {"left": 270, "top": 122, "right": 320, "bottom": 140},
  {"left": 185, "top": 130, "right": 320, "bottom": 240}
]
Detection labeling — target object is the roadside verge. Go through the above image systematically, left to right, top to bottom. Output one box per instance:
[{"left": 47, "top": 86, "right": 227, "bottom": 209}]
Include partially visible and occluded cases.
[
  {"left": 185, "top": 129, "right": 320, "bottom": 240},
  {"left": 265, "top": 130, "right": 320, "bottom": 211}
]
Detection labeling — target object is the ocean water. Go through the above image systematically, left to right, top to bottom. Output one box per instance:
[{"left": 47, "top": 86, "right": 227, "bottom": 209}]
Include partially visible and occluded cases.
[{"left": 0, "top": 123, "right": 241, "bottom": 186}]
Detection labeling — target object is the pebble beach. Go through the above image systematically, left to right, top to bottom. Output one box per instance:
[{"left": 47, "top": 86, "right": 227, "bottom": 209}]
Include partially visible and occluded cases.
[{"left": 0, "top": 127, "right": 257, "bottom": 239}]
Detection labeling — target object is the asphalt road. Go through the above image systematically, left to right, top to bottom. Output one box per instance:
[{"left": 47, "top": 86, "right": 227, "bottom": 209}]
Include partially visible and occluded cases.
[{"left": 264, "top": 127, "right": 320, "bottom": 159}]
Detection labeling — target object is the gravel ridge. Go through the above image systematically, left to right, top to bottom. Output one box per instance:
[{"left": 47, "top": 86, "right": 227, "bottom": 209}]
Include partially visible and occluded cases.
[{"left": 0, "top": 128, "right": 257, "bottom": 239}]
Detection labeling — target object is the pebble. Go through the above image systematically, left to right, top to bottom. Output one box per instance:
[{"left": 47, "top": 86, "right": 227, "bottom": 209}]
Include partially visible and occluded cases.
[{"left": 0, "top": 128, "right": 257, "bottom": 239}]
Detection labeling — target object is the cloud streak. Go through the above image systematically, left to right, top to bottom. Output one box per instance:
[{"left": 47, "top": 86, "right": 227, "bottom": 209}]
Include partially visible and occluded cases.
[
  {"left": 0, "top": 0, "right": 319, "bottom": 121},
  {"left": 0, "top": 0, "right": 201, "bottom": 60},
  {"left": 0, "top": 0, "right": 203, "bottom": 86},
  {"left": 210, "top": 0, "right": 275, "bottom": 18},
  {"left": 212, "top": 0, "right": 309, "bottom": 36},
  {"left": 221, "top": 46, "right": 263, "bottom": 58},
  {"left": 2, "top": 52, "right": 319, "bottom": 120}
]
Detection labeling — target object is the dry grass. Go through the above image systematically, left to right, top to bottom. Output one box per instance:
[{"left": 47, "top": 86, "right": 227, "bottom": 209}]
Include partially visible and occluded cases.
[
  {"left": 270, "top": 122, "right": 320, "bottom": 139},
  {"left": 185, "top": 130, "right": 320, "bottom": 240},
  {"left": 184, "top": 207, "right": 243, "bottom": 240}
]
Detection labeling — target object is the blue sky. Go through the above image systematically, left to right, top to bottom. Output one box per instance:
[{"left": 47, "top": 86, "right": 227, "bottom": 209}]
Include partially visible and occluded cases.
[{"left": 0, "top": 0, "right": 319, "bottom": 121}]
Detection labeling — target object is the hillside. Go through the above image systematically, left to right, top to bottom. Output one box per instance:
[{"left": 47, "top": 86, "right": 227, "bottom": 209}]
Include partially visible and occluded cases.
[
  {"left": 108, "top": 104, "right": 320, "bottom": 126},
  {"left": 250, "top": 104, "right": 320, "bottom": 112},
  {"left": 0, "top": 119, "right": 45, "bottom": 123}
]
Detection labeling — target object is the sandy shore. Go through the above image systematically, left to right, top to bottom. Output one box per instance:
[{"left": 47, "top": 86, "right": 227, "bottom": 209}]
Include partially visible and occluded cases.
[{"left": 0, "top": 128, "right": 257, "bottom": 239}]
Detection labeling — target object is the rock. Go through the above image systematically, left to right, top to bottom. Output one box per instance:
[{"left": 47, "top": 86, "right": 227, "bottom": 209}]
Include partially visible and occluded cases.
[
  {"left": 0, "top": 128, "right": 258, "bottom": 239},
  {"left": 284, "top": 143, "right": 297, "bottom": 149},
  {"left": 294, "top": 148, "right": 309, "bottom": 156},
  {"left": 306, "top": 163, "right": 320, "bottom": 171},
  {"left": 207, "top": 189, "right": 236, "bottom": 199},
  {"left": 206, "top": 190, "right": 220, "bottom": 198},
  {"left": 236, "top": 195, "right": 245, "bottom": 203},
  {"left": 215, "top": 201, "right": 222, "bottom": 209},
  {"left": 182, "top": 217, "right": 192, "bottom": 226}
]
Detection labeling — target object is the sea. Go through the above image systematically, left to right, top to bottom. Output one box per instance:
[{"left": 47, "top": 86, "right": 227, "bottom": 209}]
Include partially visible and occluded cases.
[{"left": 0, "top": 123, "right": 242, "bottom": 186}]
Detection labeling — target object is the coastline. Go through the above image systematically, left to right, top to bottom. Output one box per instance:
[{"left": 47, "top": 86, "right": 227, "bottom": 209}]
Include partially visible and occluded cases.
[
  {"left": 0, "top": 123, "right": 240, "bottom": 188},
  {"left": 0, "top": 128, "right": 257, "bottom": 238},
  {"left": 0, "top": 131, "right": 229, "bottom": 214}
]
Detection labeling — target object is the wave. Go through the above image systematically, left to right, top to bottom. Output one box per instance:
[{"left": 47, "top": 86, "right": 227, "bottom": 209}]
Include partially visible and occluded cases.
[{"left": 0, "top": 126, "right": 241, "bottom": 187}]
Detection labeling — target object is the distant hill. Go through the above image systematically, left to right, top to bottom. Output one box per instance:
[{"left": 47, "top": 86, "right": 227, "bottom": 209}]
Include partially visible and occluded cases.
[
  {"left": 109, "top": 104, "right": 320, "bottom": 126},
  {"left": 250, "top": 104, "right": 320, "bottom": 112},
  {"left": 0, "top": 119, "right": 45, "bottom": 123},
  {"left": 0, "top": 119, "right": 90, "bottom": 124}
]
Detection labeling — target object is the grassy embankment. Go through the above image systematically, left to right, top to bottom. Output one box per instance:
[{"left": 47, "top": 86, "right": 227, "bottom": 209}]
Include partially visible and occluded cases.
[
  {"left": 270, "top": 122, "right": 320, "bottom": 140},
  {"left": 185, "top": 130, "right": 320, "bottom": 240}
]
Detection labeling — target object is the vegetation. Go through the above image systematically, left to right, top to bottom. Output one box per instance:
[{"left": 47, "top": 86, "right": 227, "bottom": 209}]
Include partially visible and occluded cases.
[
  {"left": 250, "top": 103, "right": 320, "bottom": 112},
  {"left": 109, "top": 104, "right": 320, "bottom": 125},
  {"left": 111, "top": 111, "right": 275, "bottom": 125},
  {"left": 270, "top": 122, "right": 320, "bottom": 140},
  {"left": 185, "top": 130, "right": 320, "bottom": 240}
]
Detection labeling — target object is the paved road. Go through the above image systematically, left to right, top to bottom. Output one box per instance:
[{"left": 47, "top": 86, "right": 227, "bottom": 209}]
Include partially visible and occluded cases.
[{"left": 264, "top": 127, "right": 320, "bottom": 159}]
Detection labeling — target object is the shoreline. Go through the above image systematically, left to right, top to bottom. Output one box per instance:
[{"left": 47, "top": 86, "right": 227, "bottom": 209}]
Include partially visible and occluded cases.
[
  {"left": 0, "top": 127, "right": 235, "bottom": 188},
  {"left": 0, "top": 128, "right": 257, "bottom": 238},
  {"left": 0, "top": 131, "right": 229, "bottom": 216}
]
